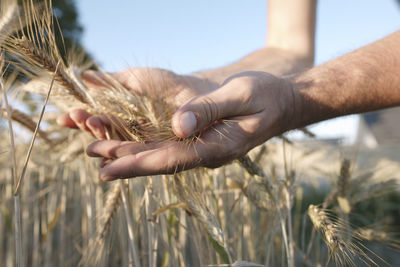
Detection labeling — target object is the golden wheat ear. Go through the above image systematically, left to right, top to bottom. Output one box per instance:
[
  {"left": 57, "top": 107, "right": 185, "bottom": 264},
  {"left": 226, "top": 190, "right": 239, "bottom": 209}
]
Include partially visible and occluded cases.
[
  {"left": 1, "top": 0, "right": 91, "bottom": 106},
  {"left": 3, "top": 0, "right": 192, "bottom": 145},
  {"left": 308, "top": 205, "right": 389, "bottom": 266}
]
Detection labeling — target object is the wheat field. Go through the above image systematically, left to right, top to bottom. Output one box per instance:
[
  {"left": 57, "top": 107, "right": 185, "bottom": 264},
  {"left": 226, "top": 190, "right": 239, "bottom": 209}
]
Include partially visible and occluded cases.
[{"left": 0, "top": 1, "right": 399, "bottom": 266}]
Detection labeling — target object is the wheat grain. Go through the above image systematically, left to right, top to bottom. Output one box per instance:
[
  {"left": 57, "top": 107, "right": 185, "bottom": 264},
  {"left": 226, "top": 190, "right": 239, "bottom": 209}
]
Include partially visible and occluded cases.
[
  {"left": 11, "top": 38, "right": 88, "bottom": 103},
  {"left": 323, "top": 158, "right": 351, "bottom": 210},
  {"left": 337, "top": 159, "right": 351, "bottom": 198},
  {"left": 307, "top": 205, "right": 387, "bottom": 266},
  {"left": 308, "top": 205, "right": 344, "bottom": 255}
]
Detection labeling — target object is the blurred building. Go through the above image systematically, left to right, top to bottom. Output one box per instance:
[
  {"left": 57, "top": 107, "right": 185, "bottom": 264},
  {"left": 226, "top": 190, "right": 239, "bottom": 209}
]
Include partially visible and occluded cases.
[{"left": 357, "top": 107, "right": 400, "bottom": 148}]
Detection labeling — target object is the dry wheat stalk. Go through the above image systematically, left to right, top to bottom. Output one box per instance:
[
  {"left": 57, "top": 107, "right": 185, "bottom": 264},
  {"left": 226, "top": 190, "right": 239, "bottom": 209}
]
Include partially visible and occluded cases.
[
  {"left": 0, "top": 0, "right": 18, "bottom": 43},
  {"left": 1, "top": 0, "right": 186, "bottom": 146},
  {"left": 1, "top": 0, "right": 94, "bottom": 115},
  {"left": 2, "top": 1, "right": 351, "bottom": 266},
  {"left": 2, "top": 3, "right": 214, "bottom": 261},
  {"left": 1, "top": 107, "right": 53, "bottom": 144},
  {"left": 299, "top": 127, "right": 315, "bottom": 138},
  {"left": 236, "top": 155, "right": 277, "bottom": 211},
  {"left": 323, "top": 158, "right": 351, "bottom": 210},
  {"left": 323, "top": 158, "right": 399, "bottom": 215},
  {"left": 173, "top": 172, "right": 232, "bottom": 264},
  {"left": 243, "top": 180, "right": 275, "bottom": 211},
  {"left": 79, "top": 181, "right": 122, "bottom": 266},
  {"left": 98, "top": 182, "right": 121, "bottom": 240}
]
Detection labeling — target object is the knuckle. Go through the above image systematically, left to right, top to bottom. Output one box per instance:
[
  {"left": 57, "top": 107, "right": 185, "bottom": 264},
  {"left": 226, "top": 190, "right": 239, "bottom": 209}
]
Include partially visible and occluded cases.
[
  {"left": 231, "top": 75, "right": 256, "bottom": 89},
  {"left": 229, "top": 77, "right": 256, "bottom": 103},
  {"left": 198, "top": 95, "right": 219, "bottom": 124},
  {"left": 106, "top": 141, "right": 124, "bottom": 159}
]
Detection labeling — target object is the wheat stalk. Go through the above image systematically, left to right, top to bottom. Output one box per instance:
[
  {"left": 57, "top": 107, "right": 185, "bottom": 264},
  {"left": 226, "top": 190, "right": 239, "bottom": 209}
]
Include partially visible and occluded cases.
[
  {"left": 0, "top": 0, "right": 18, "bottom": 44},
  {"left": 1, "top": 1, "right": 398, "bottom": 267},
  {"left": 1, "top": 50, "right": 23, "bottom": 267},
  {"left": 14, "top": 60, "right": 59, "bottom": 195},
  {"left": 1, "top": 107, "right": 53, "bottom": 144},
  {"left": 236, "top": 155, "right": 276, "bottom": 211},
  {"left": 323, "top": 158, "right": 351, "bottom": 210},
  {"left": 173, "top": 172, "right": 232, "bottom": 264},
  {"left": 79, "top": 181, "right": 121, "bottom": 266},
  {"left": 98, "top": 182, "right": 121, "bottom": 240}
]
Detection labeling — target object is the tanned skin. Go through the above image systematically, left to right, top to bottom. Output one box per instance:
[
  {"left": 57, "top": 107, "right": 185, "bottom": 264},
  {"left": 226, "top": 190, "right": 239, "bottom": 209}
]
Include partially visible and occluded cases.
[
  {"left": 58, "top": 1, "right": 400, "bottom": 181},
  {"left": 290, "top": 31, "right": 400, "bottom": 129}
]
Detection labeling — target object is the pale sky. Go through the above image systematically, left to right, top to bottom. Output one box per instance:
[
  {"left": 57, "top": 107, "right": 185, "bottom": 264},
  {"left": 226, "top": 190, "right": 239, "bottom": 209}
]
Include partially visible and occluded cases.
[{"left": 77, "top": 0, "right": 400, "bottom": 142}]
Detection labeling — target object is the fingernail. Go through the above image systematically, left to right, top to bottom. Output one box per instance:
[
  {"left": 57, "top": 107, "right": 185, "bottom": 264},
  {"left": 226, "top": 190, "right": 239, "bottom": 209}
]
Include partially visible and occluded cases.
[
  {"left": 82, "top": 70, "right": 97, "bottom": 79},
  {"left": 179, "top": 111, "right": 197, "bottom": 137},
  {"left": 56, "top": 115, "right": 64, "bottom": 125},
  {"left": 88, "top": 117, "right": 103, "bottom": 137},
  {"left": 91, "top": 117, "right": 101, "bottom": 127},
  {"left": 100, "top": 174, "right": 114, "bottom": 181}
]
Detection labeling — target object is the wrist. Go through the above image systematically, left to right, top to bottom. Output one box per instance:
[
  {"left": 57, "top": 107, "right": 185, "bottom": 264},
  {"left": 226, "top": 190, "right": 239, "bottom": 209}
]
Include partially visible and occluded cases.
[{"left": 280, "top": 75, "right": 303, "bottom": 132}]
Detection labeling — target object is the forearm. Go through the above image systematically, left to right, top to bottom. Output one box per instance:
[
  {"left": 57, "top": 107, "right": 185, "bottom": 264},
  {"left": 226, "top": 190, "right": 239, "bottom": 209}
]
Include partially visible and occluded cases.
[
  {"left": 194, "top": 0, "right": 316, "bottom": 84},
  {"left": 266, "top": 0, "right": 316, "bottom": 59},
  {"left": 289, "top": 30, "right": 400, "bottom": 130},
  {"left": 194, "top": 48, "right": 314, "bottom": 84}
]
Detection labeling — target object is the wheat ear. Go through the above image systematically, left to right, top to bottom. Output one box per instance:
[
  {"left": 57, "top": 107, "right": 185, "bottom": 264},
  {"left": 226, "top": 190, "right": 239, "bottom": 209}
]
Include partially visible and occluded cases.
[
  {"left": 10, "top": 38, "right": 89, "bottom": 103},
  {"left": 236, "top": 155, "right": 276, "bottom": 211},
  {"left": 323, "top": 158, "right": 351, "bottom": 210},
  {"left": 307, "top": 205, "right": 381, "bottom": 266},
  {"left": 308, "top": 205, "right": 344, "bottom": 255}
]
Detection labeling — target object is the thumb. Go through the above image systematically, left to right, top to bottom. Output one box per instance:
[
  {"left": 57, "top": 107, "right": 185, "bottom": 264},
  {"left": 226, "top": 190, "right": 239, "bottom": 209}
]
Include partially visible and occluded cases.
[{"left": 172, "top": 84, "right": 245, "bottom": 138}]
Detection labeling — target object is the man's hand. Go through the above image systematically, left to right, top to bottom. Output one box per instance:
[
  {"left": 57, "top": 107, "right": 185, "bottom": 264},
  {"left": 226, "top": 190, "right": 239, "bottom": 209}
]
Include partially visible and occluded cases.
[
  {"left": 57, "top": 67, "right": 218, "bottom": 139},
  {"left": 58, "top": 69, "right": 294, "bottom": 181}
]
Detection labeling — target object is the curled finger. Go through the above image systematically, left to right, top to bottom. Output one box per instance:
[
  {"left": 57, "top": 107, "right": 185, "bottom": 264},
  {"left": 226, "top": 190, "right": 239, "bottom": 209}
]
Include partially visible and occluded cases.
[{"left": 99, "top": 142, "right": 201, "bottom": 180}]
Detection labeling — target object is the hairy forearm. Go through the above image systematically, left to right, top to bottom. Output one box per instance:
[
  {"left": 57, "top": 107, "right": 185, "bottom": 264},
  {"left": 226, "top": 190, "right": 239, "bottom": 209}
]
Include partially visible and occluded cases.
[{"left": 289, "top": 30, "right": 400, "bottom": 130}]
